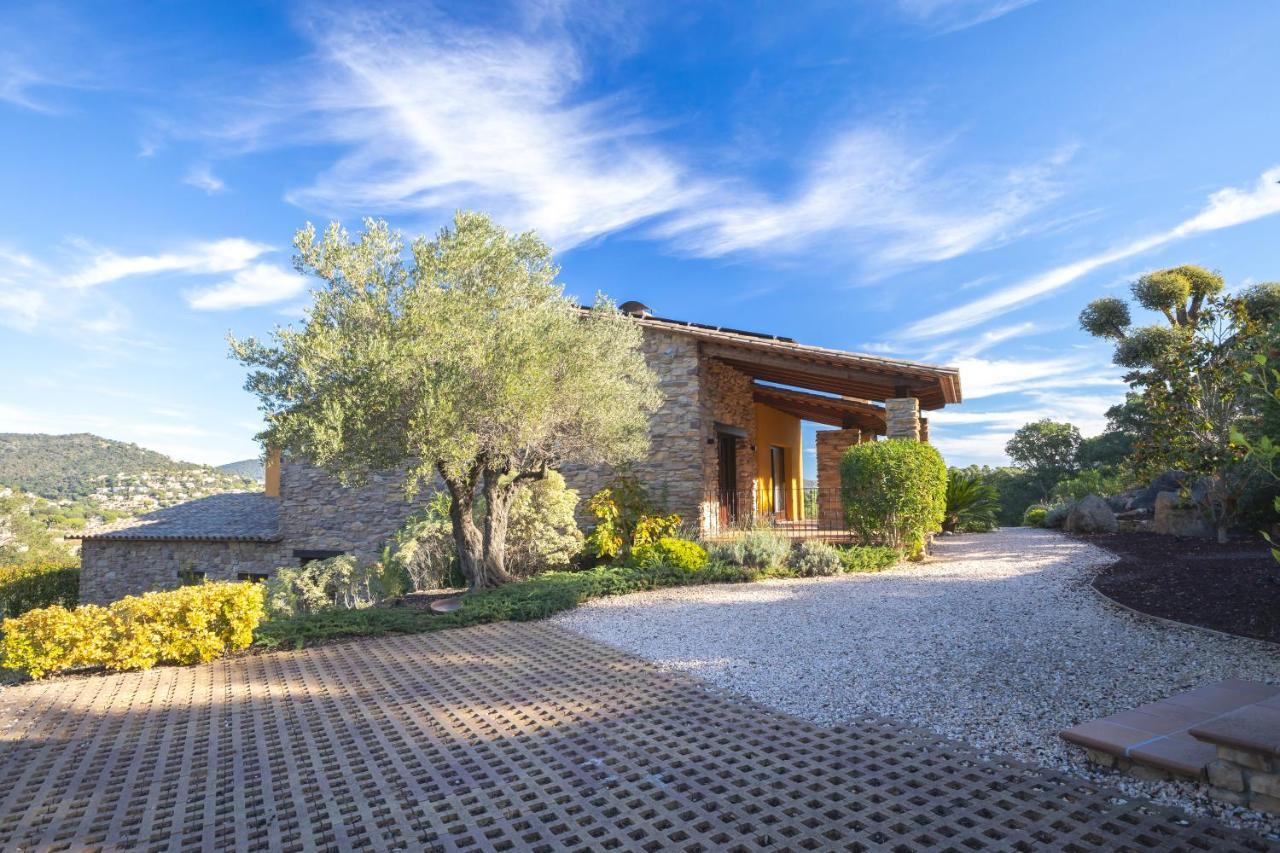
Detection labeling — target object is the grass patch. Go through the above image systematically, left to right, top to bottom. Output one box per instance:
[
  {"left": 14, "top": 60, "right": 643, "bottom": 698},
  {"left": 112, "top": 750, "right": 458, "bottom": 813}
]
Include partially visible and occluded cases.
[{"left": 254, "top": 557, "right": 852, "bottom": 650}]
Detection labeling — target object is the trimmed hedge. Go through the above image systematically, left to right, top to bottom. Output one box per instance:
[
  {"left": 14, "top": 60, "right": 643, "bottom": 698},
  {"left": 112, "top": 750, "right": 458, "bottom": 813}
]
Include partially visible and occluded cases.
[
  {"left": 840, "top": 440, "right": 947, "bottom": 555},
  {"left": 1021, "top": 505, "right": 1049, "bottom": 527},
  {"left": 0, "top": 559, "right": 80, "bottom": 619},
  {"left": 1, "top": 582, "right": 265, "bottom": 678}
]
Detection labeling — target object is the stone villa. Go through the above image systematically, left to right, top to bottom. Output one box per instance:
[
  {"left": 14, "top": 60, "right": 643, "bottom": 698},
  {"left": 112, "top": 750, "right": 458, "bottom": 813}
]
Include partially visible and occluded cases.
[{"left": 77, "top": 303, "right": 962, "bottom": 603}]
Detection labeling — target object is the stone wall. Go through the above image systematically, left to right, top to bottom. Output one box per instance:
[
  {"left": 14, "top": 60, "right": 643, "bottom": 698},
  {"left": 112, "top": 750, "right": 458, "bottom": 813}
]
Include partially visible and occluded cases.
[
  {"left": 560, "top": 327, "right": 705, "bottom": 524},
  {"left": 700, "top": 357, "right": 757, "bottom": 504},
  {"left": 885, "top": 397, "right": 921, "bottom": 440},
  {"left": 815, "top": 428, "right": 869, "bottom": 528},
  {"left": 279, "top": 460, "right": 426, "bottom": 566},
  {"left": 79, "top": 539, "right": 289, "bottom": 605}
]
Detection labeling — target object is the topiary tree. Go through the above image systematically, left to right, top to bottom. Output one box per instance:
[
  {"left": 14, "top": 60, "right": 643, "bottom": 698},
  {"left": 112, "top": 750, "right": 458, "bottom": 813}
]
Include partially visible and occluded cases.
[
  {"left": 232, "top": 213, "right": 662, "bottom": 591},
  {"left": 1079, "top": 265, "right": 1280, "bottom": 541},
  {"left": 839, "top": 440, "right": 947, "bottom": 555}
]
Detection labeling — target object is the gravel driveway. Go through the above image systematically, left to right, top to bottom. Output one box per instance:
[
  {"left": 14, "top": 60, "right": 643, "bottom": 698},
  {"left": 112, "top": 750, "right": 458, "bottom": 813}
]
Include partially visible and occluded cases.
[{"left": 553, "top": 526, "right": 1280, "bottom": 837}]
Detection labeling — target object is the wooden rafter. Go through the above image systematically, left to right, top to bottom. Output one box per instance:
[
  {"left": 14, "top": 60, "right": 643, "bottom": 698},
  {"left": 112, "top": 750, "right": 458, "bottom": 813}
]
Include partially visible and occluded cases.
[{"left": 752, "top": 384, "right": 887, "bottom": 431}]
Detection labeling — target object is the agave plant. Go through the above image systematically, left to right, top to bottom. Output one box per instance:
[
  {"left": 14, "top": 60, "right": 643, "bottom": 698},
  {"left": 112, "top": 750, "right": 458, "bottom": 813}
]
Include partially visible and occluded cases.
[{"left": 943, "top": 470, "right": 1000, "bottom": 533}]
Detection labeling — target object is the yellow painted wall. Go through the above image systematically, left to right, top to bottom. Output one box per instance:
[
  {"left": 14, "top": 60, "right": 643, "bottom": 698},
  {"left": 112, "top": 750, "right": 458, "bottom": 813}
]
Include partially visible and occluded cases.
[{"left": 754, "top": 403, "right": 804, "bottom": 520}]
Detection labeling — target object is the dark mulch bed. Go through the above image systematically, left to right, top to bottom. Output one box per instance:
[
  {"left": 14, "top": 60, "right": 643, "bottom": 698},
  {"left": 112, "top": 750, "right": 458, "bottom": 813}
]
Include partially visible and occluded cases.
[{"left": 1086, "top": 532, "right": 1280, "bottom": 644}]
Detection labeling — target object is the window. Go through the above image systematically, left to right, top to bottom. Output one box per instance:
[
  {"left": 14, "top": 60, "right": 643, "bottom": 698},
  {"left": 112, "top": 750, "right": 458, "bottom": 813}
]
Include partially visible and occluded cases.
[
  {"left": 770, "top": 446, "right": 787, "bottom": 516},
  {"left": 292, "top": 549, "right": 345, "bottom": 566},
  {"left": 177, "top": 568, "right": 206, "bottom": 586},
  {"left": 237, "top": 572, "right": 270, "bottom": 583}
]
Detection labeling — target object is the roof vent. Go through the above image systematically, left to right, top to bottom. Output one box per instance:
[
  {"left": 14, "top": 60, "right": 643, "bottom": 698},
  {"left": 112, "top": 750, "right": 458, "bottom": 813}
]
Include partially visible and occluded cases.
[{"left": 618, "top": 300, "right": 652, "bottom": 318}]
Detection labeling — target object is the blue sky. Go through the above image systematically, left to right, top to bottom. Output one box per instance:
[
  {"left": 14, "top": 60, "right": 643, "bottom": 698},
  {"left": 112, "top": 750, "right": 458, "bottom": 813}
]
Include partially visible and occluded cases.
[{"left": 2, "top": 1, "right": 1279, "bottom": 471}]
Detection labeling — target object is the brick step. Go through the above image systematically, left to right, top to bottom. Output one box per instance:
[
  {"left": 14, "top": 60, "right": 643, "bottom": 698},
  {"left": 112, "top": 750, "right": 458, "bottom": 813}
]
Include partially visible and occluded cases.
[{"left": 1061, "top": 679, "right": 1280, "bottom": 781}]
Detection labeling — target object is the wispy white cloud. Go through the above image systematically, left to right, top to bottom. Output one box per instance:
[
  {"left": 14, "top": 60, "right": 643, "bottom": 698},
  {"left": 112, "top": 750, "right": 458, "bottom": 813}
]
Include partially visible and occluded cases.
[
  {"left": 894, "top": 0, "right": 1039, "bottom": 33},
  {"left": 184, "top": 9, "right": 1065, "bottom": 269},
  {"left": 233, "top": 9, "right": 691, "bottom": 250},
  {"left": 655, "top": 131, "right": 1068, "bottom": 267},
  {"left": 183, "top": 164, "right": 226, "bottom": 194},
  {"left": 899, "top": 165, "right": 1280, "bottom": 339},
  {"left": 65, "top": 238, "right": 272, "bottom": 288},
  {"left": 186, "top": 264, "right": 306, "bottom": 310},
  {"left": 952, "top": 353, "right": 1124, "bottom": 400},
  {"left": 930, "top": 389, "right": 1121, "bottom": 465}
]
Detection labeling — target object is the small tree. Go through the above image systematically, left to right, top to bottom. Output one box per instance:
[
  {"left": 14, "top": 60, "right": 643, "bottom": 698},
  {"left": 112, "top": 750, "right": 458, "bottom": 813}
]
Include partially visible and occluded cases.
[
  {"left": 233, "top": 213, "right": 662, "bottom": 590},
  {"left": 1080, "top": 266, "right": 1280, "bottom": 541},
  {"left": 1005, "top": 420, "right": 1081, "bottom": 500},
  {"left": 840, "top": 440, "right": 947, "bottom": 555}
]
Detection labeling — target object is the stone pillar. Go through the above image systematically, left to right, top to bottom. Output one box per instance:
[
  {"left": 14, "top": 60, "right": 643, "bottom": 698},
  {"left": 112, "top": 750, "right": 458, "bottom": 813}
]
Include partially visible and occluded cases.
[
  {"left": 886, "top": 397, "right": 921, "bottom": 440},
  {"left": 919, "top": 417, "right": 929, "bottom": 444},
  {"left": 816, "top": 428, "right": 862, "bottom": 529}
]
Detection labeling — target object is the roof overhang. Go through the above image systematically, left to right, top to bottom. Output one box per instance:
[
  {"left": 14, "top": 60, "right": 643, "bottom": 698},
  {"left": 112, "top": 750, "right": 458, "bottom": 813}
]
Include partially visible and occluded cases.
[
  {"left": 626, "top": 314, "right": 961, "bottom": 409},
  {"left": 752, "top": 384, "right": 887, "bottom": 432}
]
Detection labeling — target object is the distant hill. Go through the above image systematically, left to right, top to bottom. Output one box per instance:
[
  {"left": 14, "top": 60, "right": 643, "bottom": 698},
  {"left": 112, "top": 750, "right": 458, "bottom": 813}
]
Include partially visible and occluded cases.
[
  {"left": 0, "top": 433, "right": 251, "bottom": 501},
  {"left": 217, "top": 458, "right": 265, "bottom": 482}
]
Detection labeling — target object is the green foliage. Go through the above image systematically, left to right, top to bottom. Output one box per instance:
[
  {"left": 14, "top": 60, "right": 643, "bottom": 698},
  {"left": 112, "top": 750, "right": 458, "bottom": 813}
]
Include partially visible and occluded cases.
[
  {"left": 232, "top": 213, "right": 662, "bottom": 590},
  {"left": 1078, "top": 296, "right": 1130, "bottom": 340},
  {"left": 1005, "top": 420, "right": 1081, "bottom": 499},
  {"left": 1076, "top": 432, "right": 1132, "bottom": 470},
  {"left": 0, "top": 433, "right": 248, "bottom": 501},
  {"left": 839, "top": 440, "right": 947, "bottom": 554},
  {"left": 216, "top": 459, "right": 265, "bottom": 481},
  {"left": 1050, "top": 468, "right": 1129, "bottom": 503},
  {"left": 943, "top": 469, "right": 999, "bottom": 533},
  {"left": 503, "top": 471, "right": 584, "bottom": 577},
  {"left": 584, "top": 475, "right": 677, "bottom": 561},
  {"left": 0, "top": 490, "right": 72, "bottom": 565},
  {"left": 382, "top": 491, "right": 464, "bottom": 591},
  {"left": 1042, "top": 501, "right": 1074, "bottom": 529},
  {"left": 1021, "top": 505, "right": 1048, "bottom": 527},
  {"left": 708, "top": 529, "right": 791, "bottom": 569},
  {"left": 629, "top": 537, "right": 708, "bottom": 570},
  {"left": 787, "top": 540, "right": 842, "bottom": 577},
  {"left": 835, "top": 545, "right": 900, "bottom": 573},
  {"left": 265, "top": 555, "right": 395, "bottom": 618},
  {"left": 0, "top": 558, "right": 80, "bottom": 618},
  {"left": 254, "top": 561, "right": 793, "bottom": 649},
  {"left": 1, "top": 582, "right": 264, "bottom": 678}
]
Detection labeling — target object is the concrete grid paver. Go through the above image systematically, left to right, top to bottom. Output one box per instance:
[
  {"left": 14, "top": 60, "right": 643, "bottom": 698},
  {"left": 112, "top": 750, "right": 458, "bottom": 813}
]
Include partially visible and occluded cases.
[{"left": 0, "top": 622, "right": 1272, "bottom": 851}]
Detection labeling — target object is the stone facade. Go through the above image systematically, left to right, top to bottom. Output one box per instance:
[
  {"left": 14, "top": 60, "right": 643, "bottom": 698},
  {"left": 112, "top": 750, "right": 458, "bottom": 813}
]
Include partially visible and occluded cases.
[
  {"left": 559, "top": 328, "right": 705, "bottom": 523},
  {"left": 885, "top": 397, "right": 921, "bottom": 440},
  {"left": 815, "top": 428, "right": 870, "bottom": 527},
  {"left": 278, "top": 461, "right": 423, "bottom": 564},
  {"left": 80, "top": 539, "right": 289, "bottom": 604}
]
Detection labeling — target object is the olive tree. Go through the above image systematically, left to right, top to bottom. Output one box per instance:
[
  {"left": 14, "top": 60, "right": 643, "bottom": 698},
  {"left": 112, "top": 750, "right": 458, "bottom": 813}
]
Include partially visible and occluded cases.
[{"left": 232, "top": 213, "right": 662, "bottom": 590}]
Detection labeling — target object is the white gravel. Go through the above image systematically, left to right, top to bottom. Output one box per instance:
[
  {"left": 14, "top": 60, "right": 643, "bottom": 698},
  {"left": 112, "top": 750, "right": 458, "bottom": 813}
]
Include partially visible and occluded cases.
[{"left": 552, "top": 527, "right": 1280, "bottom": 838}]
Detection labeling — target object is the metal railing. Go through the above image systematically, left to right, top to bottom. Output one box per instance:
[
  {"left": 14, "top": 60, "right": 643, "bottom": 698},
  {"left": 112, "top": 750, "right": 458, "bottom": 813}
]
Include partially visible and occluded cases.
[{"left": 701, "top": 487, "right": 857, "bottom": 543}]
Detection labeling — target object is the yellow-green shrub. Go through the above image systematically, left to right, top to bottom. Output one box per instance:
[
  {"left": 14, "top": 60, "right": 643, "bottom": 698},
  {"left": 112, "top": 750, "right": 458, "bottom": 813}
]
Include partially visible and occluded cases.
[
  {"left": 629, "top": 537, "right": 708, "bottom": 570},
  {"left": 0, "top": 557, "right": 80, "bottom": 618},
  {"left": 0, "top": 581, "right": 264, "bottom": 678}
]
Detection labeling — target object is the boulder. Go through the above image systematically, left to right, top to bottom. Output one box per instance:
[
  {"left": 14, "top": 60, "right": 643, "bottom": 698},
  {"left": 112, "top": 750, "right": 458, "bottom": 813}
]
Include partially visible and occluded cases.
[
  {"left": 1126, "top": 470, "right": 1191, "bottom": 512},
  {"left": 1152, "top": 491, "right": 1214, "bottom": 539},
  {"left": 1064, "top": 494, "right": 1118, "bottom": 534}
]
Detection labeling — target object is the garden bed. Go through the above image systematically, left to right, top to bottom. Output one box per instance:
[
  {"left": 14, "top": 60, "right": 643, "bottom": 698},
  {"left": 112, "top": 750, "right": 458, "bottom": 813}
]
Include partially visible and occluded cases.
[{"left": 1088, "top": 532, "right": 1280, "bottom": 644}]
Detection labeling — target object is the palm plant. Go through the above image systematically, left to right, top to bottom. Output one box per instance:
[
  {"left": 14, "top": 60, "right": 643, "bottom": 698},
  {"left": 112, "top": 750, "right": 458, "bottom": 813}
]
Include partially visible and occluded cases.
[{"left": 943, "top": 470, "right": 1000, "bottom": 533}]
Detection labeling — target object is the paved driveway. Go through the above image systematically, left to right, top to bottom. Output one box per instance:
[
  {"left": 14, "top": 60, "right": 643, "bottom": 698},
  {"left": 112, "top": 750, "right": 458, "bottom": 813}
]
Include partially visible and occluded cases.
[{"left": 0, "top": 621, "right": 1269, "bottom": 851}]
